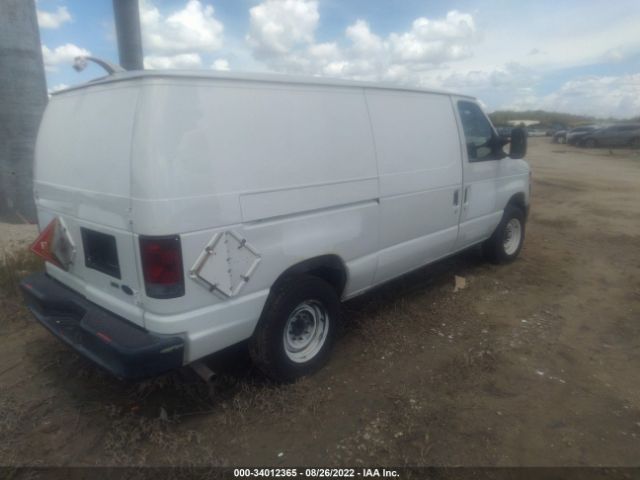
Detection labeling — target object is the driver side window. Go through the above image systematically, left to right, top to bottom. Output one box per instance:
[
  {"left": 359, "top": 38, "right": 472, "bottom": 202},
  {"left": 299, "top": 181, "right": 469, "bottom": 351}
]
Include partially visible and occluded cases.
[{"left": 458, "top": 101, "right": 495, "bottom": 161}]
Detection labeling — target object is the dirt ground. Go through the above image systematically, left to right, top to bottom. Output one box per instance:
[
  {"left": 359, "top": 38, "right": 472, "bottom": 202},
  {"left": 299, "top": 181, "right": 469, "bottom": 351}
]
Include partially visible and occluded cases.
[
  {"left": 1, "top": 138, "right": 639, "bottom": 468},
  {"left": 0, "top": 223, "right": 37, "bottom": 260}
]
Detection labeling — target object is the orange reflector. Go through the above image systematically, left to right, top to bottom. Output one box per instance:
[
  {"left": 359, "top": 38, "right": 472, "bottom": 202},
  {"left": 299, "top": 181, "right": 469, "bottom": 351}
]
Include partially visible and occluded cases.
[{"left": 29, "top": 218, "right": 64, "bottom": 269}]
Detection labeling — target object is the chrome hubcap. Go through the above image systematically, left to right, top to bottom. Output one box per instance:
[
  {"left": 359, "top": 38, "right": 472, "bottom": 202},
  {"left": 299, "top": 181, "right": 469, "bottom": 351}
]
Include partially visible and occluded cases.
[
  {"left": 503, "top": 218, "right": 522, "bottom": 255},
  {"left": 283, "top": 300, "right": 329, "bottom": 363}
]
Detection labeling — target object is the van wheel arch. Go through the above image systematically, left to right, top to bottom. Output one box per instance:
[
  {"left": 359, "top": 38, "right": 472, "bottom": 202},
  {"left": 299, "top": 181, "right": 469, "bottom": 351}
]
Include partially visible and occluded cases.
[
  {"left": 506, "top": 193, "right": 527, "bottom": 218},
  {"left": 252, "top": 255, "right": 347, "bottom": 342},
  {"left": 270, "top": 255, "right": 348, "bottom": 300},
  {"left": 250, "top": 256, "right": 346, "bottom": 382}
]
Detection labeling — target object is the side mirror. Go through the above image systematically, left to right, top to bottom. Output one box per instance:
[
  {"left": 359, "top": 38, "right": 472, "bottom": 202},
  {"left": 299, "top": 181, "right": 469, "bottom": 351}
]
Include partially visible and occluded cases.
[{"left": 509, "top": 127, "right": 527, "bottom": 159}]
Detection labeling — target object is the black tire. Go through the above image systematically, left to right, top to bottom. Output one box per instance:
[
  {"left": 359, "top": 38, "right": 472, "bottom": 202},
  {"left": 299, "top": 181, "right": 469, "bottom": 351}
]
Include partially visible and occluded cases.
[
  {"left": 584, "top": 138, "right": 597, "bottom": 148},
  {"left": 483, "top": 205, "right": 526, "bottom": 264},
  {"left": 249, "top": 274, "right": 340, "bottom": 383}
]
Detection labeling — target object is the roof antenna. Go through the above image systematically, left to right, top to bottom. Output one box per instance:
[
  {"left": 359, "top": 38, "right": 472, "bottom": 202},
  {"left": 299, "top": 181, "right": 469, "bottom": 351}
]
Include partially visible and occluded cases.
[{"left": 73, "top": 56, "right": 125, "bottom": 75}]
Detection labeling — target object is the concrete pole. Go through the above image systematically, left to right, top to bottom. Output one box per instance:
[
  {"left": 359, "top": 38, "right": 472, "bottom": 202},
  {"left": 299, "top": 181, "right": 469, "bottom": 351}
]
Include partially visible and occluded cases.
[
  {"left": 0, "top": 0, "right": 47, "bottom": 223},
  {"left": 113, "top": 0, "right": 144, "bottom": 70}
]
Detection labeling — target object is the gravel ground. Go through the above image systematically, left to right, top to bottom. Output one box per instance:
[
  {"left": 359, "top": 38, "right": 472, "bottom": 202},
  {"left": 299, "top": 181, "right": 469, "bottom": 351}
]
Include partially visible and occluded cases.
[
  {"left": 1, "top": 138, "right": 639, "bottom": 468},
  {"left": 0, "top": 223, "right": 37, "bottom": 259}
]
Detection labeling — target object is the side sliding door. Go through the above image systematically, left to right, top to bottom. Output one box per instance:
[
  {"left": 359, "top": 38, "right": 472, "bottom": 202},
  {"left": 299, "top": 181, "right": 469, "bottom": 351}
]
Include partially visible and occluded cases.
[{"left": 366, "top": 90, "right": 463, "bottom": 285}]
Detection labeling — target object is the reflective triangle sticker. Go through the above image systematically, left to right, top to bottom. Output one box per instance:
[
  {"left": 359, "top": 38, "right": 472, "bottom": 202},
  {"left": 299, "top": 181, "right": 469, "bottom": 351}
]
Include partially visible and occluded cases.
[
  {"left": 30, "top": 218, "right": 75, "bottom": 270},
  {"left": 30, "top": 218, "right": 61, "bottom": 267}
]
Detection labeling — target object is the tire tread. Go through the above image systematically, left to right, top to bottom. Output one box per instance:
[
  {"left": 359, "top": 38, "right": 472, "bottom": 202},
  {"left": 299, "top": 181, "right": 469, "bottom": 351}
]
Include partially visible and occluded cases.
[
  {"left": 483, "top": 205, "right": 526, "bottom": 264},
  {"left": 249, "top": 274, "right": 339, "bottom": 382}
]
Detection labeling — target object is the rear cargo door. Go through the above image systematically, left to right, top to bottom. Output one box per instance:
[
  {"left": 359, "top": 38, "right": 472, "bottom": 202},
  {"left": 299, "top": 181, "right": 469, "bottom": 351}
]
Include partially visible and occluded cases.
[{"left": 34, "top": 84, "right": 145, "bottom": 326}]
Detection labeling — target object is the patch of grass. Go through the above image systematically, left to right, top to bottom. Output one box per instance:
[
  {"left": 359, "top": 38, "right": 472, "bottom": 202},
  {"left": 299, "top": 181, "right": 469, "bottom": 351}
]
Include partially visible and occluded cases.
[
  {"left": 0, "top": 250, "right": 42, "bottom": 298},
  {"left": 0, "top": 250, "right": 42, "bottom": 329},
  {"left": 94, "top": 371, "right": 334, "bottom": 466},
  {"left": 226, "top": 376, "right": 329, "bottom": 420},
  {"left": 0, "top": 394, "right": 29, "bottom": 464},
  {"left": 102, "top": 407, "right": 179, "bottom": 465}
]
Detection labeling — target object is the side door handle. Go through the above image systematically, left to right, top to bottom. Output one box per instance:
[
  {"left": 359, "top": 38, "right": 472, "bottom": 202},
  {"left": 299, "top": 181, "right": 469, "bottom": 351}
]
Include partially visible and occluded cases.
[
  {"left": 463, "top": 186, "right": 470, "bottom": 205},
  {"left": 453, "top": 189, "right": 460, "bottom": 206}
]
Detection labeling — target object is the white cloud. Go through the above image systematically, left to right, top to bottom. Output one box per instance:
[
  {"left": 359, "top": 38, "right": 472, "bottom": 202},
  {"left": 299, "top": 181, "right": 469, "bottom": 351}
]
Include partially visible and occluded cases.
[
  {"left": 36, "top": 0, "right": 637, "bottom": 119},
  {"left": 141, "top": 0, "right": 223, "bottom": 54},
  {"left": 238, "top": 0, "right": 640, "bottom": 118},
  {"left": 247, "top": 0, "right": 319, "bottom": 58},
  {"left": 246, "top": 2, "right": 478, "bottom": 82},
  {"left": 447, "top": 2, "right": 640, "bottom": 75},
  {"left": 37, "top": 6, "right": 72, "bottom": 29},
  {"left": 388, "top": 11, "right": 475, "bottom": 64},
  {"left": 345, "top": 20, "right": 384, "bottom": 56},
  {"left": 308, "top": 42, "right": 341, "bottom": 61},
  {"left": 41, "top": 43, "right": 90, "bottom": 72},
  {"left": 602, "top": 49, "right": 624, "bottom": 63},
  {"left": 144, "top": 53, "right": 203, "bottom": 69},
  {"left": 211, "top": 58, "right": 230, "bottom": 71},
  {"left": 440, "top": 62, "right": 538, "bottom": 90},
  {"left": 479, "top": 72, "right": 640, "bottom": 118},
  {"left": 539, "top": 74, "right": 640, "bottom": 118},
  {"left": 49, "top": 83, "right": 69, "bottom": 92}
]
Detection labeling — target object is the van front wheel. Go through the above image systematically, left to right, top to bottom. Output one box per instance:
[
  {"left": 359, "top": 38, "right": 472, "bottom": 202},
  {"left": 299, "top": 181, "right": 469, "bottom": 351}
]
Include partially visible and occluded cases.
[
  {"left": 483, "top": 205, "right": 526, "bottom": 264},
  {"left": 250, "top": 275, "right": 340, "bottom": 382}
]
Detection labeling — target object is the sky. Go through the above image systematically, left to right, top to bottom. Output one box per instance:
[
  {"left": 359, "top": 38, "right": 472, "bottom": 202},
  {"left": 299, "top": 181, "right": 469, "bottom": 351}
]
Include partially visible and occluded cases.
[{"left": 36, "top": 0, "right": 640, "bottom": 118}]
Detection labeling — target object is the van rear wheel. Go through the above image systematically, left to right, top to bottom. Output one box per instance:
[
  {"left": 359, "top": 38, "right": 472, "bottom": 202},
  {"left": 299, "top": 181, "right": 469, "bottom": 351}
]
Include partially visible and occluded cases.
[
  {"left": 483, "top": 205, "right": 525, "bottom": 264},
  {"left": 250, "top": 275, "right": 340, "bottom": 383}
]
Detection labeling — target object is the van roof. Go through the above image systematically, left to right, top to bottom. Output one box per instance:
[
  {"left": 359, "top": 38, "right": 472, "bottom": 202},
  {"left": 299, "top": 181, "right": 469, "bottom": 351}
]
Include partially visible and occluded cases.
[{"left": 54, "top": 69, "right": 475, "bottom": 99}]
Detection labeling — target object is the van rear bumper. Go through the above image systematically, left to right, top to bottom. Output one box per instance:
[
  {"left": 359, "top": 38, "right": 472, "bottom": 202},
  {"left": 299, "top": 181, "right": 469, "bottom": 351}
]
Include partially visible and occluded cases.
[{"left": 20, "top": 272, "right": 184, "bottom": 380}]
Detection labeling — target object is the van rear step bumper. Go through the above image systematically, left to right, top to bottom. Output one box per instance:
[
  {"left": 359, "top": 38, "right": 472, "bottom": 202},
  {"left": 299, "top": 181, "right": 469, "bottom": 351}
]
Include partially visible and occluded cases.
[{"left": 20, "top": 272, "right": 184, "bottom": 380}]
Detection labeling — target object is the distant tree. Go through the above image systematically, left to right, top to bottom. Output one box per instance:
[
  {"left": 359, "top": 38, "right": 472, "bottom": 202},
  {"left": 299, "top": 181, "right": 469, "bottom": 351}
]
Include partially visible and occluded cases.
[{"left": 488, "top": 110, "right": 598, "bottom": 128}]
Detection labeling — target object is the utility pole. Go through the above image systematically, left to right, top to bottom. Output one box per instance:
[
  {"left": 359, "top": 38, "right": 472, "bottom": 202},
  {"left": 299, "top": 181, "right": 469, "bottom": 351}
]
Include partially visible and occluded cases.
[
  {"left": 0, "top": 0, "right": 47, "bottom": 223},
  {"left": 0, "top": 0, "right": 143, "bottom": 222},
  {"left": 113, "top": 0, "right": 144, "bottom": 70}
]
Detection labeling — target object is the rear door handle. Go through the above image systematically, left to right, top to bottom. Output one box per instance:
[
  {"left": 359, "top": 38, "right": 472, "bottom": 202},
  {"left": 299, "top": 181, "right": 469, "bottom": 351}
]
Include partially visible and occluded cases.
[
  {"left": 463, "top": 186, "right": 470, "bottom": 204},
  {"left": 453, "top": 189, "right": 460, "bottom": 206}
]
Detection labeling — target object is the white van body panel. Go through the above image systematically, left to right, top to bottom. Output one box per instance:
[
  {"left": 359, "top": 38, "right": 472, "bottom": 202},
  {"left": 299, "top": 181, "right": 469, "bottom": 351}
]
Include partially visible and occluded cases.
[
  {"left": 35, "top": 71, "right": 530, "bottom": 364},
  {"left": 130, "top": 79, "right": 378, "bottom": 233},
  {"left": 34, "top": 85, "right": 146, "bottom": 327},
  {"left": 364, "top": 90, "right": 463, "bottom": 284}
]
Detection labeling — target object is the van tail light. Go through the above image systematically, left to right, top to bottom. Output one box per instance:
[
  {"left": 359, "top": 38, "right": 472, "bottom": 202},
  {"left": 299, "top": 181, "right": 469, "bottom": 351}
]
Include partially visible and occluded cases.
[{"left": 139, "top": 236, "right": 185, "bottom": 299}]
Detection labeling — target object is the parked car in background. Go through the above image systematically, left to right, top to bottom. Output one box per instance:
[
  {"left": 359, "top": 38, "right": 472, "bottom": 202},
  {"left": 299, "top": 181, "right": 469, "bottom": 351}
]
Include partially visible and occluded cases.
[
  {"left": 578, "top": 124, "right": 640, "bottom": 148},
  {"left": 546, "top": 125, "right": 567, "bottom": 137},
  {"left": 496, "top": 126, "right": 512, "bottom": 138},
  {"left": 566, "top": 126, "right": 599, "bottom": 145},
  {"left": 526, "top": 127, "right": 546, "bottom": 137},
  {"left": 552, "top": 130, "right": 568, "bottom": 143}
]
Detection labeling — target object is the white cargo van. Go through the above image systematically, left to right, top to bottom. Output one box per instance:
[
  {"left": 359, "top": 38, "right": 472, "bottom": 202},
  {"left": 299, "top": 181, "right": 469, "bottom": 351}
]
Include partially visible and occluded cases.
[{"left": 21, "top": 70, "right": 530, "bottom": 382}]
